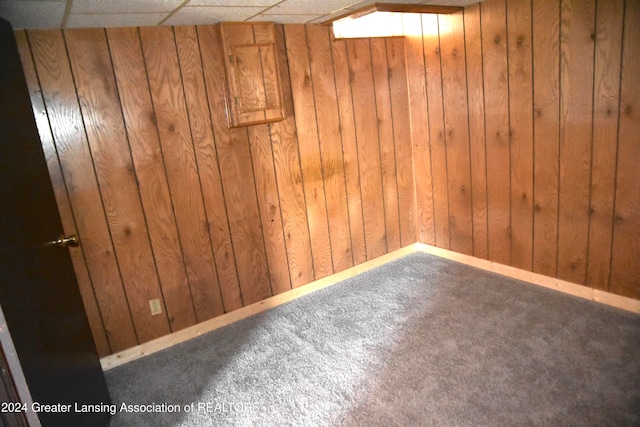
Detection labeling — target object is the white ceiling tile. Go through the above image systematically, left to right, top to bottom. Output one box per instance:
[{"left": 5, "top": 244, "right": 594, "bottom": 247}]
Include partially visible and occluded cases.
[
  {"left": 72, "top": 0, "right": 185, "bottom": 14},
  {"left": 188, "top": 0, "right": 280, "bottom": 6},
  {"left": 269, "top": 0, "right": 358, "bottom": 15},
  {"left": 0, "top": 1, "right": 66, "bottom": 29},
  {"left": 163, "top": 6, "right": 265, "bottom": 25},
  {"left": 66, "top": 13, "right": 168, "bottom": 28},
  {"left": 250, "top": 14, "right": 322, "bottom": 24}
]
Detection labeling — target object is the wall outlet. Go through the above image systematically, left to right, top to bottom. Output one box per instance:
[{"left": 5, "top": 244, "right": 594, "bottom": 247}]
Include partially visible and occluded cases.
[{"left": 149, "top": 298, "right": 162, "bottom": 316}]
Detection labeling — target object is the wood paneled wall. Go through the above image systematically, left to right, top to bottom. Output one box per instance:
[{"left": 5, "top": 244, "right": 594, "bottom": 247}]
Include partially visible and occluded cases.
[
  {"left": 404, "top": 0, "right": 639, "bottom": 299},
  {"left": 15, "top": 24, "right": 415, "bottom": 356}
]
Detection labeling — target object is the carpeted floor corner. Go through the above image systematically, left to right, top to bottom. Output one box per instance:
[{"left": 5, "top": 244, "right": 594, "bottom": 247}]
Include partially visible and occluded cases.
[{"left": 106, "top": 253, "right": 640, "bottom": 426}]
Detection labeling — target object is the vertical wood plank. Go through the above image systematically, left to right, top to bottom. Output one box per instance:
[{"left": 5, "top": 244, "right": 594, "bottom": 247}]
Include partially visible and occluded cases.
[
  {"left": 481, "top": 0, "right": 511, "bottom": 265},
  {"left": 507, "top": 0, "right": 534, "bottom": 271},
  {"left": 532, "top": 0, "right": 561, "bottom": 277},
  {"left": 557, "top": 0, "right": 596, "bottom": 284},
  {"left": 586, "top": 0, "right": 624, "bottom": 290},
  {"left": 610, "top": 0, "right": 640, "bottom": 299},
  {"left": 463, "top": 4, "right": 489, "bottom": 259},
  {"left": 439, "top": 12, "right": 474, "bottom": 256},
  {"left": 403, "top": 14, "right": 435, "bottom": 245},
  {"left": 423, "top": 14, "right": 451, "bottom": 250},
  {"left": 305, "top": 24, "right": 353, "bottom": 273},
  {"left": 173, "top": 25, "right": 244, "bottom": 311},
  {"left": 261, "top": 25, "right": 314, "bottom": 288},
  {"left": 284, "top": 25, "right": 333, "bottom": 279},
  {"left": 139, "top": 26, "right": 226, "bottom": 319},
  {"left": 193, "top": 26, "right": 273, "bottom": 303},
  {"left": 107, "top": 27, "right": 197, "bottom": 333},
  {"left": 64, "top": 28, "right": 171, "bottom": 343},
  {"left": 28, "top": 29, "right": 138, "bottom": 353},
  {"left": 16, "top": 30, "right": 111, "bottom": 357},
  {"left": 331, "top": 37, "right": 367, "bottom": 265},
  {"left": 386, "top": 37, "right": 416, "bottom": 247},
  {"left": 346, "top": 38, "right": 387, "bottom": 259},
  {"left": 370, "top": 38, "right": 401, "bottom": 252},
  {"left": 246, "top": 123, "right": 291, "bottom": 295}
]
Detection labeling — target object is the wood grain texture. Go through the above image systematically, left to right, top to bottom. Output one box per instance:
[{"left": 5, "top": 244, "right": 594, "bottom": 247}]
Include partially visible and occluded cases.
[
  {"left": 481, "top": 0, "right": 511, "bottom": 265},
  {"left": 507, "top": 0, "right": 534, "bottom": 271},
  {"left": 532, "top": 0, "right": 561, "bottom": 277},
  {"left": 557, "top": 0, "right": 596, "bottom": 284},
  {"left": 586, "top": 0, "right": 624, "bottom": 290},
  {"left": 610, "top": 0, "right": 640, "bottom": 299},
  {"left": 463, "top": 4, "right": 489, "bottom": 259},
  {"left": 439, "top": 12, "right": 473, "bottom": 256},
  {"left": 403, "top": 14, "right": 435, "bottom": 245},
  {"left": 423, "top": 14, "right": 451, "bottom": 250},
  {"left": 266, "top": 25, "right": 315, "bottom": 288},
  {"left": 284, "top": 25, "right": 333, "bottom": 279},
  {"left": 305, "top": 25, "right": 353, "bottom": 273},
  {"left": 139, "top": 26, "right": 225, "bottom": 320},
  {"left": 173, "top": 26, "right": 244, "bottom": 312},
  {"left": 188, "top": 26, "right": 272, "bottom": 306},
  {"left": 107, "top": 27, "right": 197, "bottom": 333},
  {"left": 65, "top": 28, "right": 171, "bottom": 343},
  {"left": 27, "top": 29, "right": 139, "bottom": 352},
  {"left": 15, "top": 30, "right": 111, "bottom": 357},
  {"left": 331, "top": 37, "right": 367, "bottom": 265},
  {"left": 385, "top": 37, "right": 416, "bottom": 247},
  {"left": 346, "top": 38, "right": 387, "bottom": 260},
  {"left": 370, "top": 38, "right": 401, "bottom": 253},
  {"left": 246, "top": 123, "right": 291, "bottom": 295}
]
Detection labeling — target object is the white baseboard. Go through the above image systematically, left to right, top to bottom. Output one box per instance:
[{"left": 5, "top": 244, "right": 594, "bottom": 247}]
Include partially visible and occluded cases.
[{"left": 101, "top": 242, "right": 639, "bottom": 371}]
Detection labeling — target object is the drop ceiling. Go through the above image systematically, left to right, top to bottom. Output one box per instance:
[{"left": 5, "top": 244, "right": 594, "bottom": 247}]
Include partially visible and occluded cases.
[{"left": 0, "top": 0, "right": 480, "bottom": 29}]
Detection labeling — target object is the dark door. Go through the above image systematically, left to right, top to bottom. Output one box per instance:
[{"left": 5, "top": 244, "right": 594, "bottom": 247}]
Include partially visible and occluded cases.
[{"left": 0, "top": 18, "right": 111, "bottom": 427}]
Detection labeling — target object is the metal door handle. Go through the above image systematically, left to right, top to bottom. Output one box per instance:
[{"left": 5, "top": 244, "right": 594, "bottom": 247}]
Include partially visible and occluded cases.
[{"left": 46, "top": 234, "right": 79, "bottom": 248}]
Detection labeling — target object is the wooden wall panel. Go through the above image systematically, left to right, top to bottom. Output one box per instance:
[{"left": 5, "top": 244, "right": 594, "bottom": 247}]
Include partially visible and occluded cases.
[
  {"left": 405, "top": 0, "right": 638, "bottom": 298},
  {"left": 481, "top": 0, "right": 511, "bottom": 265},
  {"left": 507, "top": 0, "right": 534, "bottom": 271},
  {"left": 532, "top": 0, "right": 561, "bottom": 277},
  {"left": 556, "top": 0, "right": 596, "bottom": 284},
  {"left": 586, "top": 0, "right": 624, "bottom": 290},
  {"left": 610, "top": 0, "right": 640, "bottom": 299},
  {"left": 463, "top": 4, "right": 489, "bottom": 259},
  {"left": 438, "top": 12, "right": 473, "bottom": 255},
  {"left": 403, "top": 14, "right": 435, "bottom": 246},
  {"left": 423, "top": 14, "right": 451, "bottom": 249},
  {"left": 305, "top": 24, "right": 353, "bottom": 272},
  {"left": 284, "top": 25, "right": 333, "bottom": 279},
  {"left": 173, "top": 26, "right": 244, "bottom": 310},
  {"left": 108, "top": 27, "right": 196, "bottom": 332},
  {"left": 138, "top": 27, "right": 226, "bottom": 319},
  {"left": 65, "top": 28, "right": 171, "bottom": 343},
  {"left": 15, "top": 31, "right": 111, "bottom": 357},
  {"left": 386, "top": 37, "right": 416, "bottom": 247},
  {"left": 331, "top": 38, "right": 368, "bottom": 265},
  {"left": 371, "top": 38, "right": 401, "bottom": 253},
  {"left": 346, "top": 39, "right": 387, "bottom": 260}
]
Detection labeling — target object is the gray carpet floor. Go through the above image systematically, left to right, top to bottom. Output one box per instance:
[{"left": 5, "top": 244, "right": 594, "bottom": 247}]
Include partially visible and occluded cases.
[{"left": 106, "top": 253, "right": 640, "bottom": 426}]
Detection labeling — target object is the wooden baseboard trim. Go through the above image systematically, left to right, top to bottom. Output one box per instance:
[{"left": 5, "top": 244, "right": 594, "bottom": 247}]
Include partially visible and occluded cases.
[
  {"left": 414, "top": 243, "right": 640, "bottom": 315},
  {"left": 100, "top": 244, "right": 417, "bottom": 371}
]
